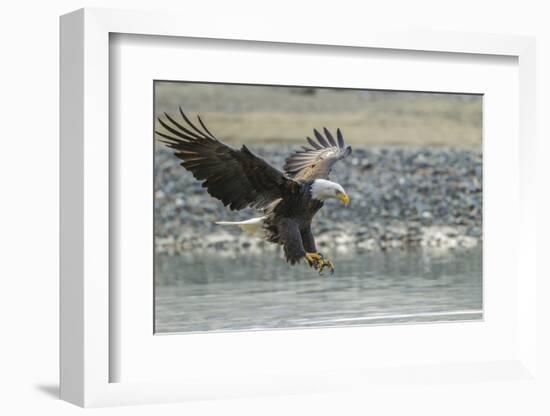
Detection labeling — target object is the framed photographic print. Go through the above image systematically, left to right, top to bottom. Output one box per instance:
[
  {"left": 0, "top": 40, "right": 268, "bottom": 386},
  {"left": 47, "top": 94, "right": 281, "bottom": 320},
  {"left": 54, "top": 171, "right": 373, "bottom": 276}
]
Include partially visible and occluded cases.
[{"left": 60, "top": 8, "right": 538, "bottom": 408}]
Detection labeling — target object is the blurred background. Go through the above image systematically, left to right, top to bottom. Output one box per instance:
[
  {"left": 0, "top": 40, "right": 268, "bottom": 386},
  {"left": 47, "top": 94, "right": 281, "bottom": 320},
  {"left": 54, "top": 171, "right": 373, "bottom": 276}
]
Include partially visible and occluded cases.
[
  {"left": 154, "top": 81, "right": 482, "bottom": 334},
  {"left": 155, "top": 82, "right": 482, "bottom": 148}
]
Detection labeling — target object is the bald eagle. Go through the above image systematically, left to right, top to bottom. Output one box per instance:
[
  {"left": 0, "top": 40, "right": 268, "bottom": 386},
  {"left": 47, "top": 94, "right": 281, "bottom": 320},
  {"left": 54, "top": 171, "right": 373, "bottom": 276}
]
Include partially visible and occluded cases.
[{"left": 156, "top": 109, "right": 352, "bottom": 274}]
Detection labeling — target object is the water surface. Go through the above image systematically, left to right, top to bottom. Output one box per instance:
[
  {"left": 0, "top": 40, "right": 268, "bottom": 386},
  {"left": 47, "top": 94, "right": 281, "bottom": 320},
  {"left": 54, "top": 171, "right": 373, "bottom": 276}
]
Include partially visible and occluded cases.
[{"left": 155, "top": 247, "right": 482, "bottom": 333}]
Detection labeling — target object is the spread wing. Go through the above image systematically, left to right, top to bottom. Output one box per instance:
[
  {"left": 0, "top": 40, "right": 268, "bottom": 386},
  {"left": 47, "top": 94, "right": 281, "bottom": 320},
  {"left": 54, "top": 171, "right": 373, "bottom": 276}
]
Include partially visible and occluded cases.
[
  {"left": 156, "top": 109, "right": 300, "bottom": 211},
  {"left": 283, "top": 128, "right": 352, "bottom": 181}
]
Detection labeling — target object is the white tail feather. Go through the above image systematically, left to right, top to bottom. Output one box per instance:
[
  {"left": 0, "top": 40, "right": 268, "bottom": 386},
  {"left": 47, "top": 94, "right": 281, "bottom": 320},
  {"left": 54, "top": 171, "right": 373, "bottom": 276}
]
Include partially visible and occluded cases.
[{"left": 215, "top": 216, "right": 266, "bottom": 237}]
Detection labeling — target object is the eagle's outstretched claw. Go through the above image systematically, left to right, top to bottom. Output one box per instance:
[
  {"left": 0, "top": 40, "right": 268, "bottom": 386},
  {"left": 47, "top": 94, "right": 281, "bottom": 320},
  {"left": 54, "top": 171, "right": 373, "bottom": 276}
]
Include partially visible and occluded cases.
[
  {"left": 305, "top": 252, "right": 335, "bottom": 275},
  {"left": 305, "top": 252, "right": 322, "bottom": 266},
  {"left": 321, "top": 258, "right": 335, "bottom": 275}
]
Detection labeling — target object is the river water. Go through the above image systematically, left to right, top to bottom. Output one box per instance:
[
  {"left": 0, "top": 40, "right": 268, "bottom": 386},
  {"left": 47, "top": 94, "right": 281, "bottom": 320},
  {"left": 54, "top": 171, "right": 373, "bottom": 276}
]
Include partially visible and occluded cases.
[{"left": 154, "top": 246, "right": 482, "bottom": 334}]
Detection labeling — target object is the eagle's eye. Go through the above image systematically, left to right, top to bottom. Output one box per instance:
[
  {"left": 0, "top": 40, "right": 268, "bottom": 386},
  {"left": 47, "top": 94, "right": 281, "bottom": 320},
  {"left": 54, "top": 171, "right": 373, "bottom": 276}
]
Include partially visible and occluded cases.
[{"left": 335, "top": 190, "right": 342, "bottom": 195}]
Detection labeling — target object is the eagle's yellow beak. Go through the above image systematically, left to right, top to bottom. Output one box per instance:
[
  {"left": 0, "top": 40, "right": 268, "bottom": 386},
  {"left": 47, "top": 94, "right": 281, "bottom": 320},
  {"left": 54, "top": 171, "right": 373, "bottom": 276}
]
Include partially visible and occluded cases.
[{"left": 339, "top": 193, "right": 350, "bottom": 206}]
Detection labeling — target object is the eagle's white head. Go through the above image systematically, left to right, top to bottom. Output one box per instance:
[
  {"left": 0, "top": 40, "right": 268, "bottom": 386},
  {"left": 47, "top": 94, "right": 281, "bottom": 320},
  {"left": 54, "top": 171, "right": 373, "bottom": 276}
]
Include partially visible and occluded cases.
[{"left": 310, "top": 179, "right": 349, "bottom": 206}]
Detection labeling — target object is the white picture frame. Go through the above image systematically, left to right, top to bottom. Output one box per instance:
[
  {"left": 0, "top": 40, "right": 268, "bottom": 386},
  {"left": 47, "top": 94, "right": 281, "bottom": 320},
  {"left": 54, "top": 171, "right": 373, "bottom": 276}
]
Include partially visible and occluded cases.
[{"left": 60, "top": 8, "right": 537, "bottom": 408}]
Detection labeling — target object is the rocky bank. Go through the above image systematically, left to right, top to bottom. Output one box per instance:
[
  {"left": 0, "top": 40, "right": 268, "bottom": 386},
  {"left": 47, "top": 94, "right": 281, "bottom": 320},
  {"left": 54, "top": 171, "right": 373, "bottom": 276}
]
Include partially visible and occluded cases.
[{"left": 155, "top": 145, "right": 482, "bottom": 255}]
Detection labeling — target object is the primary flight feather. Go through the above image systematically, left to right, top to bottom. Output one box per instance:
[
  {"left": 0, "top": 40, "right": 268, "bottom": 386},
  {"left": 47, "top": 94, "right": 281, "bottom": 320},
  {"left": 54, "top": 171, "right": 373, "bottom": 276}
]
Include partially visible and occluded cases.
[{"left": 156, "top": 109, "right": 353, "bottom": 274}]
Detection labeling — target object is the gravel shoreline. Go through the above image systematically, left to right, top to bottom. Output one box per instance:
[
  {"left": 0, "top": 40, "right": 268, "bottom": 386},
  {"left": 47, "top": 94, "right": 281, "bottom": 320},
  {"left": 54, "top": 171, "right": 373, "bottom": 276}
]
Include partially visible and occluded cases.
[{"left": 155, "top": 144, "right": 482, "bottom": 255}]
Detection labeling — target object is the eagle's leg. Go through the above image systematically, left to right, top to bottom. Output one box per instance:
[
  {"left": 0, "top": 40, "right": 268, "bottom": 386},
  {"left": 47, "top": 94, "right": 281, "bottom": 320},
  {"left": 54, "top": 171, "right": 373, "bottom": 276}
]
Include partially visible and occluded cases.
[
  {"left": 279, "top": 219, "right": 308, "bottom": 265},
  {"left": 302, "top": 225, "right": 334, "bottom": 275}
]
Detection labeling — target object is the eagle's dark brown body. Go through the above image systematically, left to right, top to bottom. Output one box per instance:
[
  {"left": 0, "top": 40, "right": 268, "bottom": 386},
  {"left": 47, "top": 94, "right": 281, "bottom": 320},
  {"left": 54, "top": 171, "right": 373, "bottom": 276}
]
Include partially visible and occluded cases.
[
  {"left": 156, "top": 109, "right": 351, "bottom": 270},
  {"left": 262, "top": 186, "right": 324, "bottom": 264}
]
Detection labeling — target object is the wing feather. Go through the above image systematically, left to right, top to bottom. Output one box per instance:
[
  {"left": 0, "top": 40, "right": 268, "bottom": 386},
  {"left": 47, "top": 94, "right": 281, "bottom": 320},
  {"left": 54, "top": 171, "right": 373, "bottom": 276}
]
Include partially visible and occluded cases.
[
  {"left": 179, "top": 108, "right": 213, "bottom": 139},
  {"left": 157, "top": 109, "right": 300, "bottom": 210},
  {"left": 163, "top": 112, "right": 204, "bottom": 140},
  {"left": 197, "top": 114, "right": 217, "bottom": 140},
  {"left": 283, "top": 127, "right": 352, "bottom": 180},
  {"left": 323, "top": 127, "right": 336, "bottom": 146},
  {"left": 336, "top": 128, "right": 344, "bottom": 148},
  {"left": 313, "top": 129, "right": 329, "bottom": 147},
  {"left": 307, "top": 137, "right": 323, "bottom": 150}
]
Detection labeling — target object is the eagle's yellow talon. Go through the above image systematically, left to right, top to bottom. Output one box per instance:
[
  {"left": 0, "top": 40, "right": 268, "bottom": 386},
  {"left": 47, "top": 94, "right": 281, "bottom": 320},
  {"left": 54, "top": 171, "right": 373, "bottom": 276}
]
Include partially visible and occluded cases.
[
  {"left": 305, "top": 252, "right": 323, "bottom": 266},
  {"left": 306, "top": 252, "right": 334, "bottom": 275},
  {"left": 317, "top": 259, "right": 335, "bottom": 275},
  {"left": 326, "top": 259, "right": 335, "bottom": 275}
]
